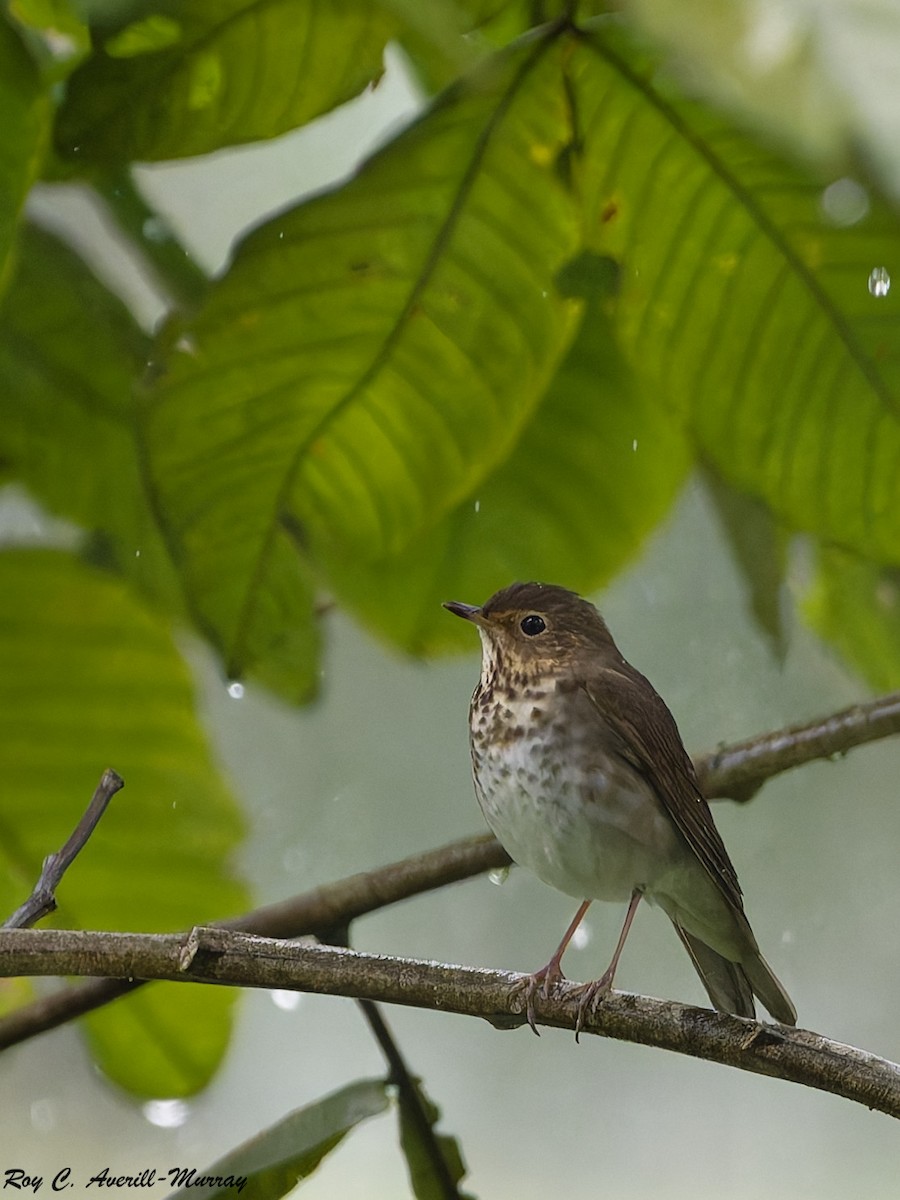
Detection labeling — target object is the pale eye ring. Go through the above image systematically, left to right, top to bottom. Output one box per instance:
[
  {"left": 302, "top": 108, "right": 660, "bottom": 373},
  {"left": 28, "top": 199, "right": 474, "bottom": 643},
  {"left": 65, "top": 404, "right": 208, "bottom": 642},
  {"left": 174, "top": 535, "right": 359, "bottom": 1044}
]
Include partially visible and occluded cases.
[{"left": 520, "top": 614, "right": 546, "bottom": 636}]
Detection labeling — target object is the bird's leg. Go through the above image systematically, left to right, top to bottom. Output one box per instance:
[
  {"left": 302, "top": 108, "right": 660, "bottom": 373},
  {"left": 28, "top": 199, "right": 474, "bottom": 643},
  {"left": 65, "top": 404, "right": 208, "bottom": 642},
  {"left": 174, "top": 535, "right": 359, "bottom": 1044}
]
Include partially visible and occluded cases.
[
  {"left": 571, "top": 889, "right": 643, "bottom": 1040},
  {"left": 510, "top": 900, "right": 592, "bottom": 1035}
]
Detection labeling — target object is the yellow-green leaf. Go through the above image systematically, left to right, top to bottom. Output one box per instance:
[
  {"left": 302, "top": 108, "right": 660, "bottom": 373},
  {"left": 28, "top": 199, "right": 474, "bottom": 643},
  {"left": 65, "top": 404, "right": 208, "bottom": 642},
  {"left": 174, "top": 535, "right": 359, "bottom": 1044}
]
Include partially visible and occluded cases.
[
  {"left": 55, "top": 0, "right": 395, "bottom": 162},
  {"left": 0, "top": 20, "right": 51, "bottom": 293},
  {"left": 572, "top": 25, "right": 900, "bottom": 565},
  {"left": 142, "top": 29, "right": 582, "bottom": 694},
  {"left": 0, "top": 549, "right": 248, "bottom": 1096}
]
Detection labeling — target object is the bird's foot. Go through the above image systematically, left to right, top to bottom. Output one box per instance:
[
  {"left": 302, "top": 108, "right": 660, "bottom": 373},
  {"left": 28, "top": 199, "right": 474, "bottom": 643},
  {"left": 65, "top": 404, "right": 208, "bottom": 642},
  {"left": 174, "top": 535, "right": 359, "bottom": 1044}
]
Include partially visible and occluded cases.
[
  {"left": 509, "top": 960, "right": 567, "bottom": 1036},
  {"left": 569, "top": 969, "right": 615, "bottom": 1042}
]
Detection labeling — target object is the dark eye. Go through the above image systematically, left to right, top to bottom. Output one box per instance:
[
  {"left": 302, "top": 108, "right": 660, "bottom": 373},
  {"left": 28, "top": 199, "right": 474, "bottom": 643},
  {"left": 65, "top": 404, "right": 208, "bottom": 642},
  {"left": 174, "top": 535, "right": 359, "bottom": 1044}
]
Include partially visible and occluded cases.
[{"left": 520, "top": 614, "right": 546, "bottom": 636}]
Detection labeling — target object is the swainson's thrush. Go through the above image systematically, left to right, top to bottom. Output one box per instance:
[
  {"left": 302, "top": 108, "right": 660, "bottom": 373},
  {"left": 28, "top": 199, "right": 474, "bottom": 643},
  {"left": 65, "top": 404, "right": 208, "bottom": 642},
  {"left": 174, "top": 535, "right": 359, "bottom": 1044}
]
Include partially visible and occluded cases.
[{"left": 444, "top": 581, "right": 796, "bottom": 1033}]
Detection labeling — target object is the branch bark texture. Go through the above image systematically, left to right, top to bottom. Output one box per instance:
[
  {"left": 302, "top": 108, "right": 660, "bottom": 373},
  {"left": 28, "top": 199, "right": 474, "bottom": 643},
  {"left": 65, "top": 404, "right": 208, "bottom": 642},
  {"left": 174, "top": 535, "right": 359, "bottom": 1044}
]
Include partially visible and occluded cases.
[
  {"left": 2, "top": 691, "right": 900, "bottom": 1107},
  {"left": 2, "top": 925, "right": 898, "bottom": 1119}
]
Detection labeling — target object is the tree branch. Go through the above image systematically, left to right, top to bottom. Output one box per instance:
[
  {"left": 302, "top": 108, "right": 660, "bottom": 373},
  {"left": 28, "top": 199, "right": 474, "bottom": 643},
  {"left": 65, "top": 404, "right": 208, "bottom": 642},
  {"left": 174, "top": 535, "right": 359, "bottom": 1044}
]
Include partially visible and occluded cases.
[
  {"left": 1, "top": 690, "right": 899, "bottom": 1046},
  {"left": 695, "top": 690, "right": 900, "bottom": 801},
  {"left": 3, "top": 769, "right": 125, "bottom": 930},
  {"left": 0, "top": 832, "right": 510, "bottom": 1049},
  {"left": 2, "top": 925, "right": 898, "bottom": 1119}
]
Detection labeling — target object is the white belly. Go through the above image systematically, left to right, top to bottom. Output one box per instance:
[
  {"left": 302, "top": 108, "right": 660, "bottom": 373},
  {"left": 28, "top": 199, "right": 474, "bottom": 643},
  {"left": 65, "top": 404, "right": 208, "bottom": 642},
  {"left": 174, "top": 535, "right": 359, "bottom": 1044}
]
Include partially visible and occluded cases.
[{"left": 472, "top": 724, "right": 682, "bottom": 904}]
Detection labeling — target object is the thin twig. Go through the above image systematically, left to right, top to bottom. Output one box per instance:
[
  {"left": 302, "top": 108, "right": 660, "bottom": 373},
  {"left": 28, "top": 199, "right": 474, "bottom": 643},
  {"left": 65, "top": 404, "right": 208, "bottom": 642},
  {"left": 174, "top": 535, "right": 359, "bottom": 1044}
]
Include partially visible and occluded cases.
[
  {"left": 3, "top": 769, "right": 125, "bottom": 930},
  {"left": 2, "top": 926, "right": 899, "bottom": 1119},
  {"left": 358, "top": 1000, "right": 466, "bottom": 1200}
]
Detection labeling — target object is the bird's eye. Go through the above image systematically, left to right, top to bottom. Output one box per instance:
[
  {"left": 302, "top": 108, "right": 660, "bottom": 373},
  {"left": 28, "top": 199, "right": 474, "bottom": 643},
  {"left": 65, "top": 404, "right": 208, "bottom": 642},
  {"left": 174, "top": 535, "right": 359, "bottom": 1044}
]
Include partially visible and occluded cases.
[{"left": 520, "top": 614, "right": 546, "bottom": 636}]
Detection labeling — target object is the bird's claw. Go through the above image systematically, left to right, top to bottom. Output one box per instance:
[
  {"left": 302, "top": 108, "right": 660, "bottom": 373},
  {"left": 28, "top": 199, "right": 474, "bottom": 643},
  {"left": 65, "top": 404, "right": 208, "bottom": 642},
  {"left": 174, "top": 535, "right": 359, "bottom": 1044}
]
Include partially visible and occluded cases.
[
  {"left": 509, "top": 963, "right": 566, "bottom": 1035},
  {"left": 570, "top": 971, "right": 614, "bottom": 1042}
]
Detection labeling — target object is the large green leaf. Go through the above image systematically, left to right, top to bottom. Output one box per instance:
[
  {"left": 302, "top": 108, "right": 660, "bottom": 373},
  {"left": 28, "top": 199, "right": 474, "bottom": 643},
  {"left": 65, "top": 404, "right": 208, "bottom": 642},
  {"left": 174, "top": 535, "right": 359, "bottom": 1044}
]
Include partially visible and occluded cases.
[
  {"left": 5, "top": 0, "right": 91, "bottom": 78},
  {"left": 55, "top": 0, "right": 395, "bottom": 163},
  {"left": 0, "top": 20, "right": 51, "bottom": 293},
  {"left": 571, "top": 24, "right": 900, "bottom": 564},
  {"left": 142, "top": 29, "right": 582, "bottom": 694},
  {"left": 0, "top": 223, "right": 179, "bottom": 607},
  {"left": 322, "top": 253, "right": 690, "bottom": 653},
  {"left": 703, "top": 467, "right": 788, "bottom": 657},
  {"left": 803, "top": 546, "right": 900, "bottom": 691},
  {"left": 0, "top": 549, "right": 248, "bottom": 1096},
  {"left": 167, "top": 1079, "right": 390, "bottom": 1199}
]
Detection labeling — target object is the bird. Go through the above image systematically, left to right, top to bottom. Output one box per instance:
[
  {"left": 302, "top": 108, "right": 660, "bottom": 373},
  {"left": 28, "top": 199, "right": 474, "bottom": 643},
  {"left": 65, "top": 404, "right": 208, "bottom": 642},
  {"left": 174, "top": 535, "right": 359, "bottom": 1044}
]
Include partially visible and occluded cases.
[{"left": 443, "top": 581, "right": 796, "bottom": 1035}]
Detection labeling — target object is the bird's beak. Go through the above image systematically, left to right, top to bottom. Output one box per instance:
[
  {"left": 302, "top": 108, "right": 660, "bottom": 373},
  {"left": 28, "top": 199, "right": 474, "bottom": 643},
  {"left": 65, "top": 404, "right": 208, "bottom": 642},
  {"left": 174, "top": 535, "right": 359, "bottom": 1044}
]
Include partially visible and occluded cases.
[{"left": 443, "top": 600, "right": 487, "bottom": 627}]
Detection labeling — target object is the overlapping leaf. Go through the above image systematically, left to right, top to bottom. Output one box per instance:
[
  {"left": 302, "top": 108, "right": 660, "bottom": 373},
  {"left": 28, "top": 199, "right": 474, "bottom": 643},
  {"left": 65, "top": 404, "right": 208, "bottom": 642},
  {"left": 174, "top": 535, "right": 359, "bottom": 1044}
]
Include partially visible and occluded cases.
[
  {"left": 55, "top": 0, "right": 395, "bottom": 162},
  {"left": 0, "top": 21, "right": 51, "bottom": 293},
  {"left": 571, "top": 25, "right": 900, "bottom": 565},
  {"left": 143, "top": 29, "right": 582, "bottom": 694},
  {"left": 0, "top": 223, "right": 178, "bottom": 605},
  {"left": 323, "top": 253, "right": 690, "bottom": 652},
  {"left": 703, "top": 467, "right": 788, "bottom": 657},
  {"left": 804, "top": 546, "right": 900, "bottom": 690},
  {"left": 0, "top": 550, "right": 248, "bottom": 1096},
  {"left": 397, "top": 1074, "right": 474, "bottom": 1200}
]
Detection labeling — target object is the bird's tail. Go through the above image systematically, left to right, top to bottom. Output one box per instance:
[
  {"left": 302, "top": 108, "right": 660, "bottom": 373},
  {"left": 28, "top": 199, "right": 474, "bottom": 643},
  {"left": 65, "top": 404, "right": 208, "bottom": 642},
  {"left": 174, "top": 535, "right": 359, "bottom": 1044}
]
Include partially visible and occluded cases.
[{"left": 672, "top": 923, "right": 797, "bottom": 1025}]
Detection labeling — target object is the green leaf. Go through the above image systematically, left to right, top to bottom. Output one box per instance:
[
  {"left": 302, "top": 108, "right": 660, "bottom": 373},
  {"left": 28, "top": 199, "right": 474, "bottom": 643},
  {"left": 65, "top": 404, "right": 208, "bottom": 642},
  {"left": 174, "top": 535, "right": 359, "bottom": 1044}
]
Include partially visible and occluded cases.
[
  {"left": 5, "top": 0, "right": 91, "bottom": 77},
  {"left": 55, "top": 0, "right": 395, "bottom": 162},
  {"left": 380, "top": 0, "right": 481, "bottom": 93},
  {"left": 0, "top": 19, "right": 52, "bottom": 293},
  {"left": 572, "top": 25, "right": 900, "bottom": 565},
  {"left": 142, "top": 29, "right": 581, "bottom": 693},
  {"left": 0, "top": 222, "right": 179, "bottom": 608},
  {"left": 322, "top": 252, "right": 689, "bottom": 653},
  {"left": 703, "top": 466, "right": 788, "bottom": 657},
  {"left": 803, "top": 546, "right": 900, "bottom": 691},
  {"left": 0, "top": 549, "right": 248, "bottom": 1096},
  {"left": 397, "top": 1076, "right": 474, "bottom": 1200},
  {"left": 167, "top": 1079, "right": 391, "bottom": 1199}
]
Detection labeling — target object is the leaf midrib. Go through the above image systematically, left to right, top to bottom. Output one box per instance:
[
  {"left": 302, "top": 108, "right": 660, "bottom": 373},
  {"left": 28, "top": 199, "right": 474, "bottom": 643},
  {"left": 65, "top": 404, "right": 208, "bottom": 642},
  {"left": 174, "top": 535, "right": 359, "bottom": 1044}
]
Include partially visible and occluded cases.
[{"left": 227, "top": 25, "right": 569, "bottom": 672}]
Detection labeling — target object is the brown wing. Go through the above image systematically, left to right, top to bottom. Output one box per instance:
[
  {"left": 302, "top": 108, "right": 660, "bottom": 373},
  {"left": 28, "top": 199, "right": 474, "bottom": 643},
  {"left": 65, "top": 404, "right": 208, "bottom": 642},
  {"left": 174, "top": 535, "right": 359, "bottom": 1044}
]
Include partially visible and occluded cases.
[{"left": 581, "top": 665, "right": 745, "bottom": 915}]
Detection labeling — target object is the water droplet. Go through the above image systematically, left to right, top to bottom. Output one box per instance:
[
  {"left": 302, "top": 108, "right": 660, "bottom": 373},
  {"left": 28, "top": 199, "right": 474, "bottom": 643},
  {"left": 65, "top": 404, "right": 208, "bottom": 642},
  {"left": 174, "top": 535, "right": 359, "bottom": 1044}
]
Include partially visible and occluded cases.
[
  {"left": 44, "top": 31, "right": 79, "bottom": 60},
  {"left": 820, "top": 178, "right": 869, "bottom": 227},
  {"left": 142, "top": 216, "right": 168, "bottom": 243},
  {"left": 868, "top": 266, "right": 891, "bottom": 297},
  {"left": 174, "top": 334, "right": 198, "bottom": 356},
  {"left": 631, "top": 439, "right": 638, "bottom": 452},
  {"left": 474, "top": 499, "right": 481, "bottom": 514},
  {"left": 134, "top": 548, "right": 141, "bottom": 558},
  {"left": 876, "top": 580, "right": 898, "bottom": 609},
  {"left": 227, "top": 680, "right": 244, "bottom": 700},
  {"left": 488, "top": 866, "right": 510, "bottom": 886},
  {"left": 571, "top": 924, "right": 591, "bottom": 950},
  {"left": 270, "top": 989, "right": 302, "bottom": 1012},
  {"left": 142, "top": 1098, "right": 191, "bottom": 1128},
  {"left": 30, "top": 1099, "right": 56, "bottom": 1133}
]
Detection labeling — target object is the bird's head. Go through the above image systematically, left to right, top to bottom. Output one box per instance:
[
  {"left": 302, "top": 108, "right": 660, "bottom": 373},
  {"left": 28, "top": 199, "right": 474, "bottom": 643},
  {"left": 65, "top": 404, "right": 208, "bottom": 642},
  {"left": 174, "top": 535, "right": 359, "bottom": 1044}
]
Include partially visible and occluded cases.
[{"left": 443, "top": 582, "right": 619, "bottom": 681}]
